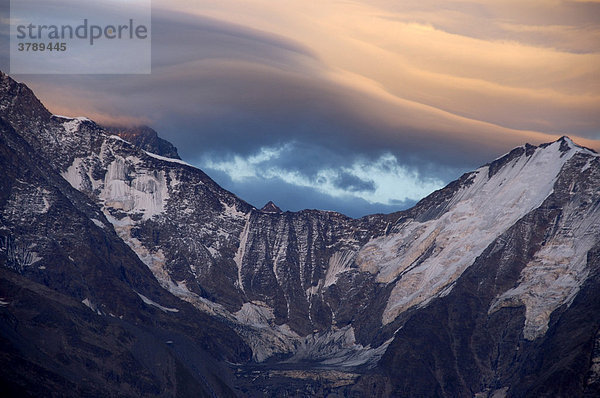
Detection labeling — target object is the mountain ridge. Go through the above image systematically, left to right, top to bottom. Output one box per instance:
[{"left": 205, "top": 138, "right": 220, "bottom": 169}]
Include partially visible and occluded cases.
[
  {"left": 1, "top": 71, "right": 599, "bottom": 397},
  {"left": 103, "top": 124, "right": 182, "bottom": 160}
]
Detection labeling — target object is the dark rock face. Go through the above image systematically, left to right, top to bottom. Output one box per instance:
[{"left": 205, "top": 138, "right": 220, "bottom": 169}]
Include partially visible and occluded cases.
[
  {"left": 1, "top": 70, "right": 599, "bottom": 397},
  {"left": 104, "top": 125, "right": 181, "bottom": 159},
  {"left": 260, "top": 201, "right": 282, "bottom": 213},
  {"left": 0, "top": 269, "right": 233, "bottom": 398}
]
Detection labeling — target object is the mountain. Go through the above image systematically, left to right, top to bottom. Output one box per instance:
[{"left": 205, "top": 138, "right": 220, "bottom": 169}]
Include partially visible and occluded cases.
[
  {"left": 1, "top": 71, "right": 599, "bottom": 397},
  {"left": 0, "top": 73, "right": 249, "bottom": 397},
  {"left": 103, "top": 125, "right": 181, "bottom": 160},
  {"left": 260, "top": 201, "right": 282, "bottom": 213}
]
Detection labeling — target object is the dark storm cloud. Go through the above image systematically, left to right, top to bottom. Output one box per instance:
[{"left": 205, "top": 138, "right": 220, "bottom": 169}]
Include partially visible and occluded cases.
[
  {"left": 151, "top": 10, "right": 317, "bottom": 69},
  {"left": 332, "top": 172, "right": 376, "bottom": 193}
]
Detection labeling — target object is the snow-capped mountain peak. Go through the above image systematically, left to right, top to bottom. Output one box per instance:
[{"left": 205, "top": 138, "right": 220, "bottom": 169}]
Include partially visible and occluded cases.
[{"left": 357, "top": 136, "right": 598, "bottom": 324}]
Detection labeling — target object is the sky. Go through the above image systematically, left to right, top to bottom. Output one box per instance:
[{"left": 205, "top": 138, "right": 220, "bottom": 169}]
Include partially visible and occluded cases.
[{"left": 2, "top": 0, "right": 600, "bottom": 217}]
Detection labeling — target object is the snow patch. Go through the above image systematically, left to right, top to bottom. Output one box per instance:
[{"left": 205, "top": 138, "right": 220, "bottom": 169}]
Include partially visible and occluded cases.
[
  {"left": 62, "top": 118, "right": 83, "bottom": 134},
  {"left": 107, "top": 134, "right": 129, "bottom": 143},
  {"left": 144, "top": 151, "right": 192, "bottom": 166},
  {"left": 101, "top": 157, "right": 169, "bottom": 220},
  {"left": 582, "top": 157, "right": 595, "bottom": 172},
  {"left": 61, "top": 158, "right": 85, "bottom": 190},
  {"left": 40, "top": 196, "right": 51, "bottom": 213},
  {"left": 489, "top": 197, "right": 600, "bottom": 340},
  {"left": 107, "top": 212, "right": 225, "bottom": 318},
  {"left": 102, "top": 213, "right": 219, "bottom": 318},
  {"left": 106, "top": 213, "right": 168, "bottom": 276},
  {"left": 234, "top": 214, "right": 251, "bottom": 292},
  {"left": 91, "top": 218, "right": 106, "bottom": 229},
  {"left": 206, "top": 246, "right": 220, "bottom": 258},
  {"left": 324, "top": 251, "right": 356, "bottom": 287},
  {"left": 28, "top": 252, "right": 42, "bottom": 266},
  {"left": 168, "top": 280, "right": 231, "bottom": 317},
  {"left": 136, "top": 292, "right": 179, "bottom": 313},
  {"left": 81, "top": 298, "right": 103, "bottom": 315},
  {"left": 81, "top": 298, "right": 94, "bottom": 310},
  {"left": 230, "top": 301, "right": 302, "bottom": 362},
  {"left": 234, "top": 302, "right": 275, "bottom": 327},
  {"left": 236, "top": 322, "right": 300, "bottom": 362},
  {"left": 285, "top": 326, "right": 392, "bottom": 368}
]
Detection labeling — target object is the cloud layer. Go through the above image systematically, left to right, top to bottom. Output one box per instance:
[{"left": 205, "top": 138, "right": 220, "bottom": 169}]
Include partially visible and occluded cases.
[
  {"left": 6, "top": 0, "right": 600, "bottom": 216},
  {"left": 200, "top": 143, "right": 443, "bottom": 206}
]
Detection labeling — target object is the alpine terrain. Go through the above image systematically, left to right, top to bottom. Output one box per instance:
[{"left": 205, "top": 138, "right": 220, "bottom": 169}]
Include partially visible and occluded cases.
[{"left": 1, "top": 71, "right": 599, "bottom": 397}]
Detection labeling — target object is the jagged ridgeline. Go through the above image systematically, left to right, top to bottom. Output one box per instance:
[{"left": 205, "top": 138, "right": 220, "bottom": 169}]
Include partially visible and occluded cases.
[{"left": 1, "top": 71, "right": 599, "bottom": 397}]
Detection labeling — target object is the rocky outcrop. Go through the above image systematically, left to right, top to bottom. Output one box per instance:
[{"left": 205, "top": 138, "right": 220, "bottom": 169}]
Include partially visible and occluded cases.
[
  {"left": 104, "top": 125, "right": 181, "bottom": 160},
  {"left": 260, "top": 201, "right": 282, "bottom": 213}
]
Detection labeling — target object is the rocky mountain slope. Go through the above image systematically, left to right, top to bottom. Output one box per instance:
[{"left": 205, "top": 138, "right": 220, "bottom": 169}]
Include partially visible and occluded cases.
[
  {"left": 1, "top": 71, "right": 599, "bottom": 397},
  {"left": 0, "top": 74, "right": 249, "bottom": 397},
  {"left": 103, "top": 125, "right": 181, "bottom": 160}
]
